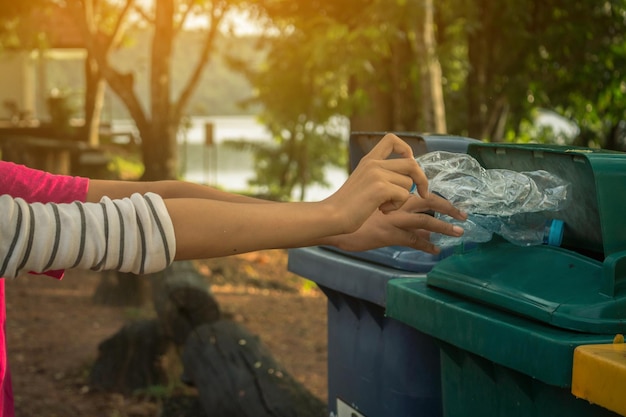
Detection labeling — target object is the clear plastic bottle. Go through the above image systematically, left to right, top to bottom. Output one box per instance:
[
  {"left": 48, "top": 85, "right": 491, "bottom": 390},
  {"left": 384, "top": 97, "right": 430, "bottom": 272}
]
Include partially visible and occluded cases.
[
  {"left": 413, "top": 151, "right": 571, "bottom": 248},
  {"left": 430, "top": 213, "right": 565, "bottom": 248}
]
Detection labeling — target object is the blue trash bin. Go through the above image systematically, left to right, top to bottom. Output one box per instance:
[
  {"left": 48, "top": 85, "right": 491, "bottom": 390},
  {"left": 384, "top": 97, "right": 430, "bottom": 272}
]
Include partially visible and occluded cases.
[
  {"left": 287, "top": 132, "right": 479, "bottom": 417},
  {"left": 288, "top": 246, "right": 444, "bottom": 417}
]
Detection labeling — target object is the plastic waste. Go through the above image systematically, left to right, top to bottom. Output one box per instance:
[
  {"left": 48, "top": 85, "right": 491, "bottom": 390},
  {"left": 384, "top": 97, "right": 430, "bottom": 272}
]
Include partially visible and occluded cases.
[
  {"left": 413, "top": 151, "right": 571, "bottom": 248},
  {"left": 431, "top": 213, "right": 565, "bottom": 247}
]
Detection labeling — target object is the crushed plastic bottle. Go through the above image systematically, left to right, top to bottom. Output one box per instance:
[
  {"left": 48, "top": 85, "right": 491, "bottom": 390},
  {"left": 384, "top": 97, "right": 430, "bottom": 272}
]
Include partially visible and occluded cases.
[
  {"left": 413, "top": 151, "right": 571, "bottom": 248},
  {"left": 431, "top": 213, "right": 565, "bottom": 247}
]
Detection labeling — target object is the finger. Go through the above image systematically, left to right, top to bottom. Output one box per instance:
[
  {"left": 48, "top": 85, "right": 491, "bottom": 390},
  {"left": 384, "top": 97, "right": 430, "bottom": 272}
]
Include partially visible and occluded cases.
[
  {"left": 366, "top": 133, "right": 415, "bottom": 160},
  {"left": 363, "top": 134, "right": 430, "bottom": 198},
  {"left": 369, "top": 136, "right": 429, "bottom": 198},
  {"left": 373, "top": 158, "right": 429, "bottom": 197},
  {"left": 421, "top": 194, "right": 468, "bottom": 221},
  {"left": 401, "top": 195, "right": 467, "bottom": 221},
  {"left": 389, "top": 211, "right": 465, "bottom": 237},
  {"left": 400, "top": 229, "right": 441, "bottom": 255}
]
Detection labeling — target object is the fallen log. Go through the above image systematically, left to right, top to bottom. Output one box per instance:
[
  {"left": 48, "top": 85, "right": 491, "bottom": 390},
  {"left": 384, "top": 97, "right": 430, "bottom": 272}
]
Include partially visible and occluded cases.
[
  {"left": 151, "top": 260, "right": 221, "bottom": 345},
  {"left": 91, "top": 261, "right": 325, "bottom": 417},
  {"left": 92, "top": 270, "right": 151, "bottom": 307},
  {"left": 89, "top": 319, "right": 169, "bottom": 394},
  {"left": 182, "top": 320, "right": 326, "bottom": 417}
]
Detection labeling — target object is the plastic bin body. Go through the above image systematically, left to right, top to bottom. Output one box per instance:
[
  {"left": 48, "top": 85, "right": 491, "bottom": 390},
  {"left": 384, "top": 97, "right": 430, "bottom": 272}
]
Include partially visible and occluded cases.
[
  {"left": 287, "top": 132, "right": 480, "bottom": 416},
  {"left": 385, "top": 143, "right": 626, "bottom": 417},
  {"left": 288, "top": 247, "right": 442, "bottom": 417},
  {"left": 387, "top": 279, "right": 619, "bottom": 417}
]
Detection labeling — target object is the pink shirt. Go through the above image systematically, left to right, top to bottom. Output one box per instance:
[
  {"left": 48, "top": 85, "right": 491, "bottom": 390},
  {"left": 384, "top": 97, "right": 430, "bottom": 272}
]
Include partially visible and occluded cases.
[{"left": 0, "top": 161, "right": 89, "bottom": 416}]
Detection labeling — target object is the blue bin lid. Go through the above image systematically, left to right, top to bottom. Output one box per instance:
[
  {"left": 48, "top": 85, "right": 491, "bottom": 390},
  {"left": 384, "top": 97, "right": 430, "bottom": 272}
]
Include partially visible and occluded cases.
[{"left": 287, "top": 247, "right": 425, "bottom": 307}]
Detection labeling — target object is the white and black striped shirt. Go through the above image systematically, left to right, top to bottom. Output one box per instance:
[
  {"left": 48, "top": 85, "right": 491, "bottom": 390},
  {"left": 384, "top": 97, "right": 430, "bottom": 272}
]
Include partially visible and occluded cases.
[{"left": 0, "top": 192, "right": 176, "bottom": 279}]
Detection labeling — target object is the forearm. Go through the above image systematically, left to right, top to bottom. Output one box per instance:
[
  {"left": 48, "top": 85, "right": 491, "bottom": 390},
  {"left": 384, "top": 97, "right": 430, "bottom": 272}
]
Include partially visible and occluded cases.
[
  {"left": 87, "top": 179, "right": 271, "bottom": 204},
  {"left": 89, "top": 181, "right": 346, "bottom": 255},
  {"left": 166, "top": 199, "right": 343, "bottom": 259}
]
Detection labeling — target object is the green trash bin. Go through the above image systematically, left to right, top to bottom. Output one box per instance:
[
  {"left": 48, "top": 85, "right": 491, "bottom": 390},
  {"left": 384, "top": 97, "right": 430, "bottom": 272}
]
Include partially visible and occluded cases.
[{"left": 386, "top": 142, "right": 626, "bottom": 417}]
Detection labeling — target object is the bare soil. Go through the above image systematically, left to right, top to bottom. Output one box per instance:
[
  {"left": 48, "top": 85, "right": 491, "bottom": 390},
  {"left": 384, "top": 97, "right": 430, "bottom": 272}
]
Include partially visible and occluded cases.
[{"left": 5, "top": 250, "right": 328, "bottom": 417}]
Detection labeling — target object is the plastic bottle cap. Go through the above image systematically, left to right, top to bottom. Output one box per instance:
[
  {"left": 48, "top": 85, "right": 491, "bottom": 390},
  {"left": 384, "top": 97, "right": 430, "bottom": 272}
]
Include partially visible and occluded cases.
[{"left": 547, "top": 219, "right": 565, "bottom": 246}]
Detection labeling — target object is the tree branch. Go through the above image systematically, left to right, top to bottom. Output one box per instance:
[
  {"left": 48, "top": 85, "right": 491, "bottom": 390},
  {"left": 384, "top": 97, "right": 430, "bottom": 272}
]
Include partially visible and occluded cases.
[
  {"left": 67, "top": 0, "right": 149, "bottom": 129},
  {"left": 104, "top": 0, "right": 135, "bottom": 51},
  {"left": 173, "top": 0, "right": 195, "bottom": 36},
  {"left": 132, "top": 2, "right": 154, "bottom": 25},
  {"left": 173, "top": 3, "right": 228, "bottom": 121}
]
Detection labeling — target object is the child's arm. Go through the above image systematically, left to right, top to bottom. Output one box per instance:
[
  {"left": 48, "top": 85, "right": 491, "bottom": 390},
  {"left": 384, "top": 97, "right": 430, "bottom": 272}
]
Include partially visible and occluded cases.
[{"left": 87, "top": 134, "right": 465, "bottom": 254}]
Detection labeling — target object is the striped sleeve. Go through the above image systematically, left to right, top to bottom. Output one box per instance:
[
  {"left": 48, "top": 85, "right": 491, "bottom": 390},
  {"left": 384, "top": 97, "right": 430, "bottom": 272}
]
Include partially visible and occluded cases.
[{"left": 0, "top": 193, "right": 176, "bottom": 278}]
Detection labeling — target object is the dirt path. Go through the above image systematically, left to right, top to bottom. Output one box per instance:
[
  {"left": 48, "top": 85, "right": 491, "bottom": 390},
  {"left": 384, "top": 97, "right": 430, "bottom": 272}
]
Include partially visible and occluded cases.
[{"left": 5, "top": 250, "right": 328, "bottom": 416}]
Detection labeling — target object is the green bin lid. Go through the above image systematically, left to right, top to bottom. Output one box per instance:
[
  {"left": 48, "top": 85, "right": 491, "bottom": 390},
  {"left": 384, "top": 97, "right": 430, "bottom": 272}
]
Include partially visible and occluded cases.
[{"left": 427, "top": 143, "right": 626, "bottom": 334}]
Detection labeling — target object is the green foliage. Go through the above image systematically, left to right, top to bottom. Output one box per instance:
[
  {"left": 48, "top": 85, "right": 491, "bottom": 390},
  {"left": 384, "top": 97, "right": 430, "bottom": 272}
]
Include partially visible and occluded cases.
[
  {"left": 0, "top": 0, "right": 47, "bottom": 49},
  {"left": 7, "top": 0, "right": 626, "bottom": 191},
  {"left": 245, "top": 0, "right": 626, "bottom": 152},
  {"left": 522, "top": 0, "right": 626, "bottom": 149},
  {"left": 228, "top": 5, "right": 358, "bottom": 201},
  {"left": 34, "top": 30, "right": 261, "bottom": 120},
  {"left": 108, "top": 154, "right": 145, "bottom": 180}
]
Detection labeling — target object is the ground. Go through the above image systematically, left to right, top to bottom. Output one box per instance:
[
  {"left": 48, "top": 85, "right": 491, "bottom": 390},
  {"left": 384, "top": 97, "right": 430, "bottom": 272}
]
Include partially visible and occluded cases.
[{"left": 5, "top": 250, "right": 328, "bottom": 417}]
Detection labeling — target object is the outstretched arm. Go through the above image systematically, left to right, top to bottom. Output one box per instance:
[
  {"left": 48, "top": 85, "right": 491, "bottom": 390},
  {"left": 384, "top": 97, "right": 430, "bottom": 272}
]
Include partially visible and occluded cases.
[
  {"left": 88, "top": 134, "right": 465, "bottom": 254},
  {"left": 1, "top": 135, "right": 465, "bottom": 278}
]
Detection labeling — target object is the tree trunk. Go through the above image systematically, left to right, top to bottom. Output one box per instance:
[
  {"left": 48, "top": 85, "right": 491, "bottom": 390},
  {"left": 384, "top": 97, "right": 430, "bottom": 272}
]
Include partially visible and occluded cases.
[
  {"left": 70, "top": 0, "right": 226, "bottom": 181},
  {"left": 140, "top": 0, "right": 178, "bottom": 180},
  {"left": 421, "top": 0, "right": 447, "bottom": 133},
  {"left": 466, "top": 0, "right": 489, "bottom": 139},
  {"left": 466, "top": 0, "right": 505, "bottom": 141},
  {"left": 350, "top": 1, "right": 446, "bottom": 135},
  {"left": 349, "top": 45, "right": 417, "bottom": 133},
  {"left": 83, "top": 52, "right": 105, "bottom": 147},
  {"left": 349, "top": 72, "right": 395, "bottom": 132},
  {"left": 483, "top": 96, "right": 510, "bottom": 142},
  {"left": 140, "top": 125, "right": 179, "bottom": 180}
]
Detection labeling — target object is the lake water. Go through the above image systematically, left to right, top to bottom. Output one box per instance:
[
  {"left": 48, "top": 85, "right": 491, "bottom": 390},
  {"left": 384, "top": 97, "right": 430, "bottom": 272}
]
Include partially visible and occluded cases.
[{"left": 113, "top": 115, "right": 349, "bottom": 201}]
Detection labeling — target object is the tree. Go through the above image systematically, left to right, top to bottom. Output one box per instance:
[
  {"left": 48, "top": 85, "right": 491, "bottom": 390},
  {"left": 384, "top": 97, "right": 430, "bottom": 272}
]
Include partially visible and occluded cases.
[
  {"left": 0, "top": 0, "right": 46, "bottom": 48},
  {"left": 67, "top": 0, "right": 232, "bottom": 180},
  {"left": 230, "top": 0, "right": 448, "bottom": 200},
  {"left": 436, "top": 0, "right": 626, "bottom": 145},
  {"left": 524, "top": 0, "right": 626, "bottom": 149},
  {"left": 227, "top": 30, "right": 348, "bottom": 200}
]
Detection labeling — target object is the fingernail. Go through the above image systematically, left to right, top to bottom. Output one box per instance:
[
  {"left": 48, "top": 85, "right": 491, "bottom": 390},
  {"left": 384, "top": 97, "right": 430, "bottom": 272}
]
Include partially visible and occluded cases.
[
  {"left": 409, "top": 183, "right": 417, "bottom": 194},
  {"left": 453, "top": 226, "right": 464, "bottom": 236}
]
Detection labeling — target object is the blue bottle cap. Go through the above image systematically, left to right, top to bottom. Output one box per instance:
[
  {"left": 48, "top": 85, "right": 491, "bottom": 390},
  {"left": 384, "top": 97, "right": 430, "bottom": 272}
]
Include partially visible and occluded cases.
[{"left": 547, "top": 219, "right": 565, "bottom": 246}]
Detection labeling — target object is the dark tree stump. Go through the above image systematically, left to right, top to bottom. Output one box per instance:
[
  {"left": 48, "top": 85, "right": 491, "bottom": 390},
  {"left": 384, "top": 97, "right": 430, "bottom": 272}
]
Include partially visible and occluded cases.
[
  {"left": 91, "top": 261, "right": 325, "bottom": 417},
  {"left": 151, "top": 261, "right": 221, "bottom": 346},
  {"left": 92, "top": 270, "right": 151, "bottom": 306},
  {"left": 90, "top": 319, "right": 169, "bottom": 394},
  {"left": 181, "top": 320, "right": 326, "bottom": 417},
  {"left": 161, "top": 395, "right": 209, "bottom": 417}
]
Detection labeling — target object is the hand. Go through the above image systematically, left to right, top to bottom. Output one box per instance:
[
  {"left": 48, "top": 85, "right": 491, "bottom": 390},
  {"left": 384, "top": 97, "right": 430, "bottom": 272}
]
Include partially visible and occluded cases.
[
  {"left": 324, "top": 133, "right": 429, "bottom": 234},
  {"left": 329, "top": 192, "right": 467, "bottom": 255}
]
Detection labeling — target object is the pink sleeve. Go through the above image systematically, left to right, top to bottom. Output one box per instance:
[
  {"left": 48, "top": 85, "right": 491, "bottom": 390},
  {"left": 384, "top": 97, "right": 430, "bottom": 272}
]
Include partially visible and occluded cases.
[
  {"left": 0, "top": 161, "right": 90, "bottom": 278},
  {"left": 0, "top": 161, "right": 89, "bottom": 204}
]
